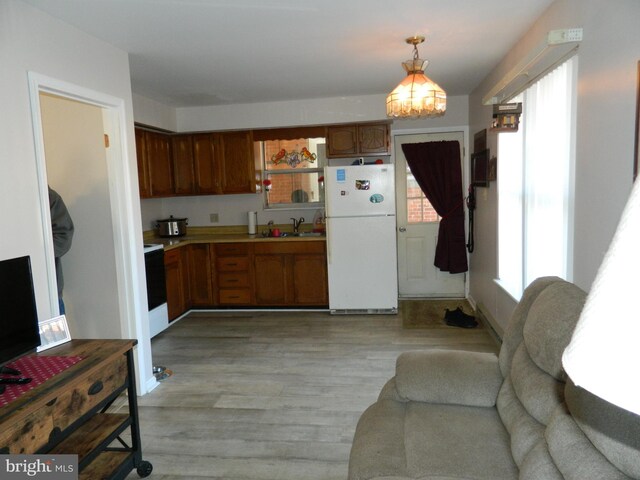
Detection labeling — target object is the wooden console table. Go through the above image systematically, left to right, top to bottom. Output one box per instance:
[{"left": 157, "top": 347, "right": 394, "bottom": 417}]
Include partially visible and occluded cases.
[{"left": 0, "top": 339, "right": 152, "bottom": 479}]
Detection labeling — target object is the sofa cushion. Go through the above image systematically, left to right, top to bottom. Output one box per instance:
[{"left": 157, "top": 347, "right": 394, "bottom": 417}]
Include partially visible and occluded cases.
[
  {"left": 499, "top": 276, "right": 563, "bottom": 377},
  {"left": 523, "top": 282, "right": 586, "bottom": 380},
  {"left": 510, "top": 344, "right": 565, "bottom": 425},
  {"left": 395, "top": 350, "right": 502, "bottom": 407},
  {"left": 497, "top": 377, "right": 545, "bottom": 466},
  {"left": 565, "top": 380, "right": 640, "bottom": 478},
  {"left": 349, "top": 399, "right": 409, "bottom": 479},
  {"left": 403, "top": 403, "right": 517, "bottom": 480},
  {"left": 546, "top": 405, "right": 632, "bottom": 480},
  {"left": 519, "top": 440, "right": 563, "bottom": 480}
]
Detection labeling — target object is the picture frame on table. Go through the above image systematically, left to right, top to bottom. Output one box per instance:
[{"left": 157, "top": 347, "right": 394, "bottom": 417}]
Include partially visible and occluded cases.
[
  {"left": 471, "top": 149, "right": 490, "bottom": 187},
  {"left": 37, "top": 314, "right": 71, "bottom": 351}
]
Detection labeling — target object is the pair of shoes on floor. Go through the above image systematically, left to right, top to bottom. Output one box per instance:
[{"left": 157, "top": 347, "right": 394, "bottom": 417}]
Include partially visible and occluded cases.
[{"left": 444, "top": 307, "right": 478, "bottom": 329}]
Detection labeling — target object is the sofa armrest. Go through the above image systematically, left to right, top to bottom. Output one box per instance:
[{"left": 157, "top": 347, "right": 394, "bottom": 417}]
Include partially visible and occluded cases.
[{"left": 395, "top": 350, "right": 502, "bottom": 407}]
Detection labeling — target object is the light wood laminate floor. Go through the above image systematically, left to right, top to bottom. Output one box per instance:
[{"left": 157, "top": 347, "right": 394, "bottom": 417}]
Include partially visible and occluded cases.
[{"left": 127, "top": 309, "right": 498, "bottom": 480}]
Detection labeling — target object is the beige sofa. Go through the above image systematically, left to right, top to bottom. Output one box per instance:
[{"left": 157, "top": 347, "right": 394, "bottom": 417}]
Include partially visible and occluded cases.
[{"left": 349, "top": 277, "right": 640, "bottom": 479}]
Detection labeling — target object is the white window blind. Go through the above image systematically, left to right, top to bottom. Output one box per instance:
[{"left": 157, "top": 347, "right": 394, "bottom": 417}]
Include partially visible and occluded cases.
[{"left": 498, "top": 56, "right": 577, "bottom": 299}]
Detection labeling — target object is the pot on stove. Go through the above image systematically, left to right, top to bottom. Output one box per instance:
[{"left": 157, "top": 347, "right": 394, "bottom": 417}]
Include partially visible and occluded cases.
[{"left": 155, "top": 216, "right": 188, "bottom": 237}]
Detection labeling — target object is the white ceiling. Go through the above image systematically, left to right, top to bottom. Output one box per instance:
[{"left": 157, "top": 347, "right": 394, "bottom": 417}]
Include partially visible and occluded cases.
[{"left": 24, "top": 0, "right": 554, "bottom": 108}]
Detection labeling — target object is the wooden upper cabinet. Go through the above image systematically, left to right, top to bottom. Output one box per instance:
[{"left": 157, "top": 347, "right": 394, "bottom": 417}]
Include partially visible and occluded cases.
[
  {"left": 326, "top": 123, "right": 390, "bottom": 158},
  {"left": 358, "top": 123, "right": 389, "bottom": 155},
  {"left": 327, "top": 125, "right": 358, "bottom": 157},
  {"left": 135, "top": 129, "right": 150, "bottom": 198},
  {"left": 145, "top": 130, "right": 174, "bottom": 196},
  {"left": 218, "top": 131, "right": 256, "bottom": 194},
  {"left": 192, "top": 133, "right": 220, "bottom": 194},
  {"left": 171, "top": 135, "right": 195, "bottom": 195}
]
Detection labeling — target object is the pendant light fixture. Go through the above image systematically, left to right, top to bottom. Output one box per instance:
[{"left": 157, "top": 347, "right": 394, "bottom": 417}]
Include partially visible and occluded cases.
[{"left": 386, "top": 36, "right": 446, "bottom": 119}]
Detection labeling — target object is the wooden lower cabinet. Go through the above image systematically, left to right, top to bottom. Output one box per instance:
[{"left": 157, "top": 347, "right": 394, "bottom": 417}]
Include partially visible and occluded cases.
[
  {"left": 165, "top": 240, "right": 328, "bottom": 310},
  {"left": 253, "top": 241, "right": 328, "bottom": 307},
  {"left": 214, "top": 243, "right": 253, "bottom": 305},
  {"left": 186, "top": 244, "right": 213, "bottom": 306},
  {"left": 164, "top": 248, "right": 187, "bottom": 320},
  {"left": 292, "top": 253, "right": 329, "bottom": 305},
  {"left": 254, "top": 254, "right": 288, "bottom": 304},
  {"left": 0, "top": 340, "right": 152, "bottom": 479}
]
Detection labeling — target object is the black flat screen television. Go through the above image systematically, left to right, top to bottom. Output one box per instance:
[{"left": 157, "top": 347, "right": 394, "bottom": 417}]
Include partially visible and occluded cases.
[{"left": 0, "top": 255, "right": 41, "bottom": 368}]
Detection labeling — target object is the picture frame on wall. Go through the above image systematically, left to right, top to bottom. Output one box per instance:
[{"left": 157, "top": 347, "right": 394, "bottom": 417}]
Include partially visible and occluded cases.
[
  {"left": 474, "top": 129, "right": 487, "bottom": 154},
  {"left": 471, "top": 149, "right": 489, "bottom": 187}
]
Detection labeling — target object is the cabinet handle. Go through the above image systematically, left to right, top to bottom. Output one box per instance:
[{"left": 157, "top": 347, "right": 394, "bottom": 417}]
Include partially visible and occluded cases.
[
  {"left": 226, "top": 263, "right": 238, "bottom": 266},
  {"left": 228, "top": 279, "right": 238, "bottom": 283},
  {"left": 88, "top": 380, "right": 104, "bottom": 396},
  {"left": 46, "top": 397, "right": 58, "bottom": 407}
]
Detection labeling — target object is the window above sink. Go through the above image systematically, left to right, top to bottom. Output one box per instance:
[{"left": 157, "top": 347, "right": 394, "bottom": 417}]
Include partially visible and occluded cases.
[{"left": 257, "top": 137, "right": 326, "bottom": 210}]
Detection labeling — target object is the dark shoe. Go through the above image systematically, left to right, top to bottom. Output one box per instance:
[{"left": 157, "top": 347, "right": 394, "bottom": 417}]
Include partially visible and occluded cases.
[{"left": 444, "top": 307, "right": 478, "bottom": 329}]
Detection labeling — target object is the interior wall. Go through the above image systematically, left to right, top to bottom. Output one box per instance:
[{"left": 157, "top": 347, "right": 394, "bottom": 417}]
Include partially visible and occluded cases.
[
  {"left": 467, "top": 0, "right": 640, "bottom": 332},
  {"left": 0, "top": 1, "right": 155, "bottom": 392},
  {"left": 40, "top": 93, "right": 121, "bottom": 339},
  {"left": 132, "top": 93, "right": 177, "bottom": 132}
]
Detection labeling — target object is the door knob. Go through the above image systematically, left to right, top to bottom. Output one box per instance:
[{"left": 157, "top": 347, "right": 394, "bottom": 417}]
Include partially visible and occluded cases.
[{"left": 398, "top": 227, "right": 406, "bottom": 232}]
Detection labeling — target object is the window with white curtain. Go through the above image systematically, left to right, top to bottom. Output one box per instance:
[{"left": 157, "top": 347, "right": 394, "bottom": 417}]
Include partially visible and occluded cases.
[{"left": 497, "top": 56, "right": 577, "bottom": 300}]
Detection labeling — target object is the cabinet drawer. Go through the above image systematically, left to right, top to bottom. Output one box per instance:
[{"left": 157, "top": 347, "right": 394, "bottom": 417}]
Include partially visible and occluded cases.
[
  {"left": 254, "top": 241, "right": 326, "bottom": 255},
  {"left": 215, "top": 243, "right": 249, "bottom": 256},
  {"left": 216, "top": 256, "right": 249, "bottom": 272},
  {"left": 218, "top": 272, "right": 250, "bottom": 288},
  {"left": 219, "top": 289, "right": 251, "bottom": 304},
  {"left": 51, "top": 354, "right": 128, "bottom": 433},
  {"left": 0, "top": 407, "right": 54, "bottom": 454}
]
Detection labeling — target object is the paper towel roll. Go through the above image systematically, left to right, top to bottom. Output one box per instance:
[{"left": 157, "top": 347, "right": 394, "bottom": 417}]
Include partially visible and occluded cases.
[{"left": 248, "top": 211, "right": 257, "bottom": 235}]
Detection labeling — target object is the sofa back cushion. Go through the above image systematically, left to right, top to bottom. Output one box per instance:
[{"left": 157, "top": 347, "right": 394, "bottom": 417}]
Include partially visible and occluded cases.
[
  {"left": 497, "top": 278, "right": 586, "bottom": 467},
  {"left": 523, "top": 282, "right": 586, "bottom": 380},
  {"left": 564, "top": 380, "right": 640, "bottom": 479}
]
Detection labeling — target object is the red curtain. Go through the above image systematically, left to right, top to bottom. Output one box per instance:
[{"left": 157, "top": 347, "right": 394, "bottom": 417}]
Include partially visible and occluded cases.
[{"left": 401, "top": 140, "right": 468, "bottom": 274}]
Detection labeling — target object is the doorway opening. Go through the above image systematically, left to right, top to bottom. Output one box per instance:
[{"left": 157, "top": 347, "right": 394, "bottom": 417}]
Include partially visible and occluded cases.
[
  {"left": 28, "top": 72, "right": 156, "bottom": 394},
  {"left": 394, "top": 130, "right": 467, "bottom": 298}
]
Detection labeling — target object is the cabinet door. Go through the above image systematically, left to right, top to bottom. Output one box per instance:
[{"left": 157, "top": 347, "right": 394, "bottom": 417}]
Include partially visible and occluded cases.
[
  {"left": 359, "top": 123, "right": 390, "bottom": 155},
  {"left": 327, "top": 125, "right": 358, "bottom": 157},
  {"left": 135, "top": 129, "right": 151, "bottom": 198},
  {"left": 146, "top": 131, "right": 174, "bottom": 196},
  {"left": 219, "top": 131, "right": 256, "bottom": 194},
  {"left": 193, "top": 133, "right": 220, "bottom": 194},
  {"left": 172, "top": 135, "right": 195, "bottom": 195},
  {"left": 187, "top": 244, "right": 212, "bottom": 306},
  {"left": 164, "top": 248, "right": 186, "bottom": 320},
  {"left": 254, "top": 254, "right": 288, "bottom": 305},
  {"left": 293, "top": 254, "right": 328, "bottom": 305}
]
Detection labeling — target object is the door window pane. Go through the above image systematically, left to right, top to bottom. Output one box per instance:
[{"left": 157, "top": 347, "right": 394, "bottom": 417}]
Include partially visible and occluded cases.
[{"left": 406, "top": 168, "right": 438, "bottom": 223}]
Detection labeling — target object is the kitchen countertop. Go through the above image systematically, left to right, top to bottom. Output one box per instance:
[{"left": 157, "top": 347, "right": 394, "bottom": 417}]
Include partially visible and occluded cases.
[{"left": 146, "top": 232, "right": 326, "bottom": 251}]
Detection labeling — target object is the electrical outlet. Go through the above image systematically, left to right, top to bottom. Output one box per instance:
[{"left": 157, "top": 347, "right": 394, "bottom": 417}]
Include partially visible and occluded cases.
[{"left": 209, "top": 213, "right": 219, "bottom": 223}]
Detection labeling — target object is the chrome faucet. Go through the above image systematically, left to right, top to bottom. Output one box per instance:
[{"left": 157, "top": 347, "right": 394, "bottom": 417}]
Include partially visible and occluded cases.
[{"left": 291, "top": 217, "right": 305, "bottom": 233}]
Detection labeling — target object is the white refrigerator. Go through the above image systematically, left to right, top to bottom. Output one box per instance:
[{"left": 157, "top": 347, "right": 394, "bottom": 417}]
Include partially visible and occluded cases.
[{"left": 324, "top": 164, "right": 398, "bottom": 313}]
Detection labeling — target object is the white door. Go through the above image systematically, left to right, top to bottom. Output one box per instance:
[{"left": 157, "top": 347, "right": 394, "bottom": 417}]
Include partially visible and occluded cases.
[{"left": 395, "top": 132, "right": 466, "bottom": 297}]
